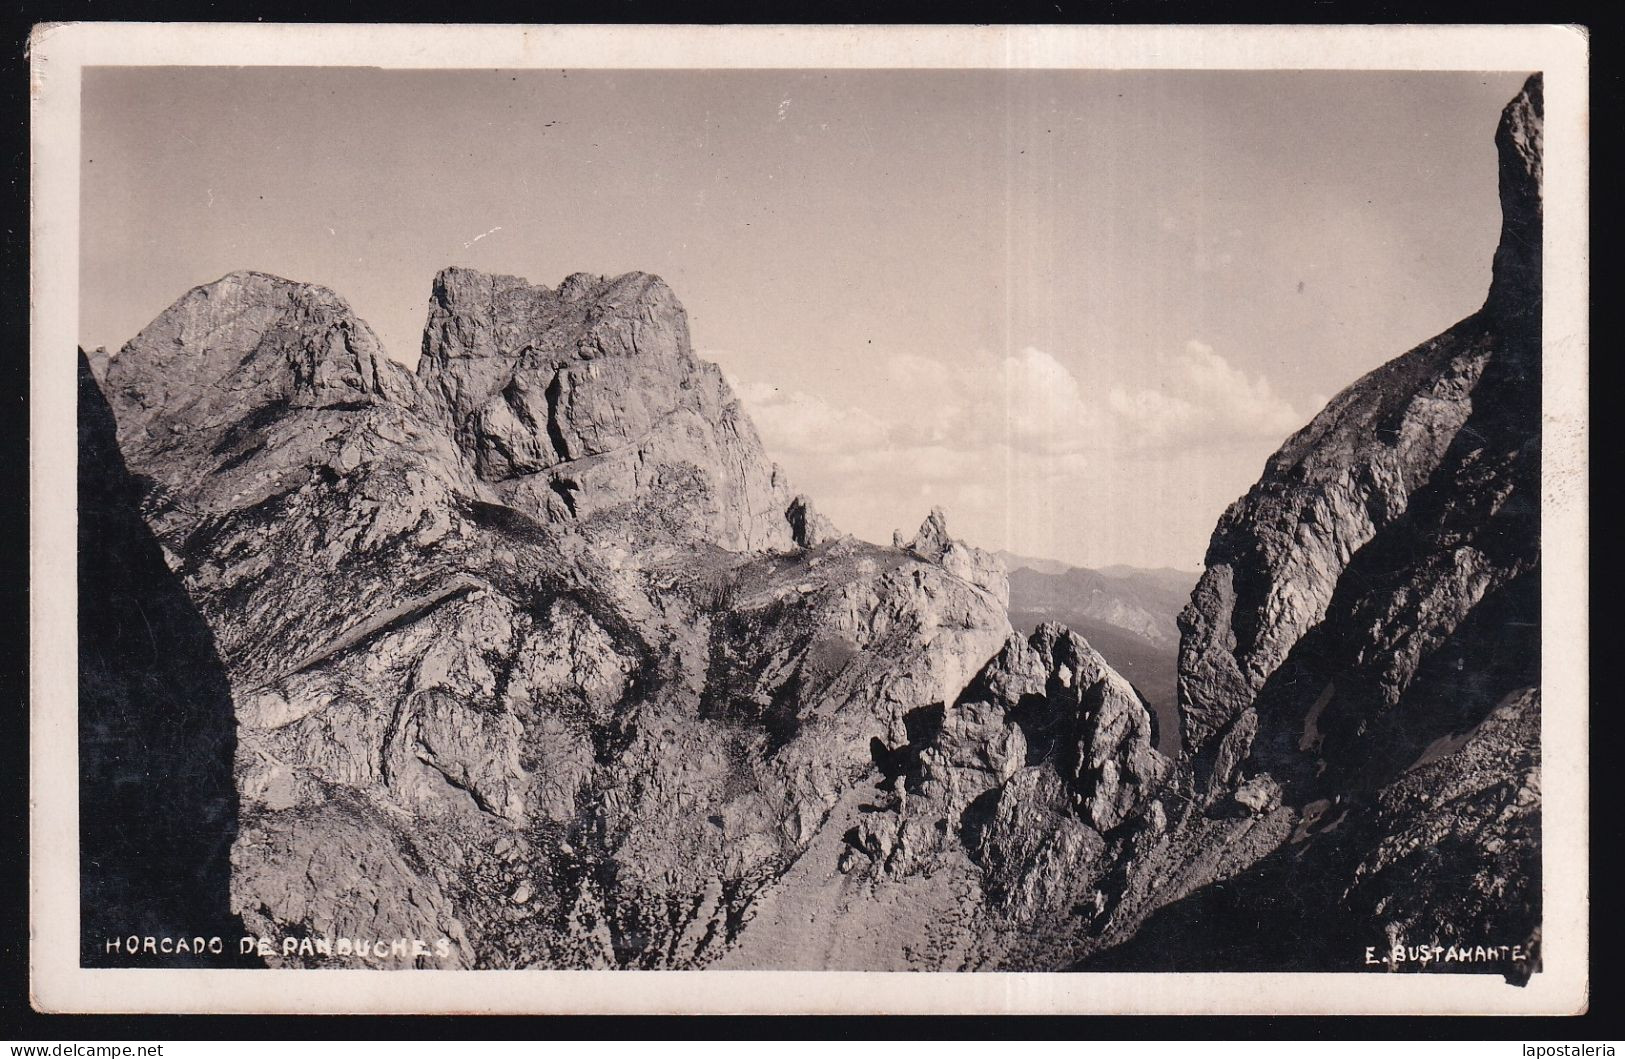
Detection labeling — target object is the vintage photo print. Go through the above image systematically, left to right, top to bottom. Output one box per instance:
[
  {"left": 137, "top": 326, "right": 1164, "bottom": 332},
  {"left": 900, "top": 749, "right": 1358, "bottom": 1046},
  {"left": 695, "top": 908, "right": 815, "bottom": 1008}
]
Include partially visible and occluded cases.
[{"left": 29, "top": 24, "right": 1589, "bottom": 1014}]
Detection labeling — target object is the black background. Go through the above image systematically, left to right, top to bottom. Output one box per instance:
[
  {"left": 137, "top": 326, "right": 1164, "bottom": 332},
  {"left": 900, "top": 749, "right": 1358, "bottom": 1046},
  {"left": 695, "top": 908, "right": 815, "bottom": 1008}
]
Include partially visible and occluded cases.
[{"left": 0, "top": 0, "right": 1613, "bottom": 1042}]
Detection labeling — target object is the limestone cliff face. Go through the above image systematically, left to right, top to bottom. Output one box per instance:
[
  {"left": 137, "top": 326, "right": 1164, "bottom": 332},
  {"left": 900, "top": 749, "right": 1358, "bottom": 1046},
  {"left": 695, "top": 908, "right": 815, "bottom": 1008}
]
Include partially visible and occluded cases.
[
  {"left": 1177, "top": 74, "right": 1543, "bottom": 790},
  {"left": 1101, "top": 75, "right": 1546, "bottom": 976},
  {"left": 416, "top": 266, "right": 798, "bottom": 553},
  {"left": 95, "top": 267, "right": 828, "bottom": 967}
]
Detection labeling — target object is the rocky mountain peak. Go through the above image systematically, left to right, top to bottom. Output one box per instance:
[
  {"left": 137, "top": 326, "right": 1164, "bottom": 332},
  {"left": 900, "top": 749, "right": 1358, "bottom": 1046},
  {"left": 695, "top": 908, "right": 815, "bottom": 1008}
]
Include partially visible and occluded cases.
[
  {"left": 1176, "top": 73, "right": 1545, "bottom": 762},
  {"left": 1489, "top": 73, "right": 1543, "bottom": 336},
  {"left": 1496, "top": 74, "right": 1544, "bottom": 201},
  {"left": 1136, "top": 76, "right": 1546, "bottom": 977},
  {"left": 81, "top": 262, "right": 1037, "bottom": 971},
  {"left": 104, "top": 263, "right": 820, "bottom": 559},
  {"left": 409, "top": 266, "right": 803, "bottom": 552},
  {"left": 415, "top": 266, "right": 694, "bottom": 440},
  {"left": 419, "top": 267, "right": 690, "bottom": 384},
  {"left": 101, "top": 269, "right": 409, "bottom": 458},
  {"left": 900, "top": 505, "right": 1008, "bottom": 606},
  {"left": 906, "top": 505, "right": 953, "bottom": 559}
]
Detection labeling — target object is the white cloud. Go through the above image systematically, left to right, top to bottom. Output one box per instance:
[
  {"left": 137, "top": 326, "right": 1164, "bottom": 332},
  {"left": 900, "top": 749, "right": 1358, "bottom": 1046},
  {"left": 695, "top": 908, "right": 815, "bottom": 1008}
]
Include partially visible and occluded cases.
[
  {"left": 721, "top": 339, "right": 1316, "bottom": 566},
  {"left": 1176, "top": 339, "right": 1308, "bottom": 438},
  {"left": 733, "top": 340, "right": 1308, "bottom": 466},
  {"left": 1104, "top": 340, "right": 1309, "bottom": 449},
  {"left": 873, "top": 347, "right": 1097, "bottom": 457},
  {"left": 997, "top": 347, "right": 1097, "bottom": 455},
  {"left": 730, "top": 378, "right": 891, "bottom": 455},
  {"left": 1106, "top": 385, "right": 1198, "bottom": 438}
]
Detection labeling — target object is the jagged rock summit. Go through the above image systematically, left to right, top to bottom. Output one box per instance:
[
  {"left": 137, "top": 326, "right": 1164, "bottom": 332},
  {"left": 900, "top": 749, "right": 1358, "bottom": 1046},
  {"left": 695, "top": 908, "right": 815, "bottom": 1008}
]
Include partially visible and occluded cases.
[
  {"left": 1176, "top": 73, "right": 1542, "bottom": 790},
  {"left": 101, "top": 265, "right": 809, "bottom": 561},
  {"left": 415, "top": 266, "right": 800, "bottom": 552},
  {"left": 102, "top": 270, "right": 406, "bottom": 442},
  {"left": 902, "top": 505, "right": 1009, "bottom": 607}
]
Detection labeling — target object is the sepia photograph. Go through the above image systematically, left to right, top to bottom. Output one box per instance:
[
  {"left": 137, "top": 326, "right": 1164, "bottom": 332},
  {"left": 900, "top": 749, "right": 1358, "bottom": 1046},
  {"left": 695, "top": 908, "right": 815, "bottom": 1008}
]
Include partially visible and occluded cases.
[{"left": 28, "top": 23, "right": 1589, "bottom": 1015}]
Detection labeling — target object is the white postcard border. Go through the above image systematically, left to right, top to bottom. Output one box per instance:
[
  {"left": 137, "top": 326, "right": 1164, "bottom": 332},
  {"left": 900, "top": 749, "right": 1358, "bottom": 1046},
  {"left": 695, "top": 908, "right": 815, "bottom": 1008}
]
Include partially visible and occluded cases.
[{"left": 29, "top": 22, "right": 1591, "bottom": 1016}]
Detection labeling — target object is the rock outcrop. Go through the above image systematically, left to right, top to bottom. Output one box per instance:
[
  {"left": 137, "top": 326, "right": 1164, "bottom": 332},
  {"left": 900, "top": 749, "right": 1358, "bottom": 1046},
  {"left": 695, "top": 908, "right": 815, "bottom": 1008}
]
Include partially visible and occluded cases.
[
  {"left": 1090, "top": 74, "right": 1545, "bottom": 977},
  {"left": 1177, "top": 74, "right": 1543, "bottom": 793},
  {"left": 416, "top": 266, "right": 800, "bottom": 553},
  {"left": 786, "top": 493, "right": 836, "bottom": 549},
  {"left": 902, "top": 506, "right": 1009, "bottom": 607},
  {"left": 1001, "top": 557, "right": 1197, "bottom": 752},
  {"left": 840, "top": 621, "right": 1169, "bottom": 876}
]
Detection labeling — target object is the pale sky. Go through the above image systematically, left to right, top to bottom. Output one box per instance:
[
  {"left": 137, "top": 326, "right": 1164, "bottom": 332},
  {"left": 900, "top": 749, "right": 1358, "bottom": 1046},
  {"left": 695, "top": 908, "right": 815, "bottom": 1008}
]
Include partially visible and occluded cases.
[{"left": 80, "top": 68, "right": 1527, "bottom": 571}]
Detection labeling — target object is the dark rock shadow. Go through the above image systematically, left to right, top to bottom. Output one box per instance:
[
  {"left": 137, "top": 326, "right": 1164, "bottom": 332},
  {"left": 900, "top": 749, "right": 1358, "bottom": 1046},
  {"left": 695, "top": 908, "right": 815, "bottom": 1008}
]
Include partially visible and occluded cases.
[
  {"left": 77, "top": 351, "right": 257, "bottom": 967},
  {"left": 1082, "top": 750, "right": 1541, "bottom": 985},
  {"left": 1081, "top": 833, "right": 1364, "bottom": 974}
]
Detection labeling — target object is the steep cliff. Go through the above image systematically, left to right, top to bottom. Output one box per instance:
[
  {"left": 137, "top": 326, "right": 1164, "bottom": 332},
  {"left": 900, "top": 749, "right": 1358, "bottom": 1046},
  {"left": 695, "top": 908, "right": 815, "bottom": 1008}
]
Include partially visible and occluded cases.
[
  {"left": 1091, "top": 74, "right": 1545, "bottom": 977},
  {"left": 1177, "top": 74, "right": 1542, "bottom": 796},
  {"left": 417, "top": 266, "right": 798, "bottom": 553},
  {"left": 78, "top": 350, "right": 248, "bottom": 967}
]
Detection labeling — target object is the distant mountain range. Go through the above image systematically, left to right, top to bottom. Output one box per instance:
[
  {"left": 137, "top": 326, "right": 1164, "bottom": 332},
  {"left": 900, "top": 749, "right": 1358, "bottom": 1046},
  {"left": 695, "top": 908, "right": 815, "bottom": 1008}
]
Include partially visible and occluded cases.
[{"left": 995, "top": 551, "right": 1196, "bottom": 752}]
